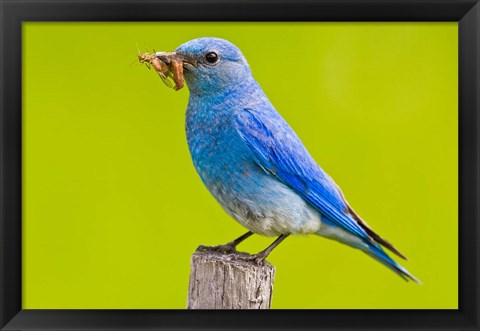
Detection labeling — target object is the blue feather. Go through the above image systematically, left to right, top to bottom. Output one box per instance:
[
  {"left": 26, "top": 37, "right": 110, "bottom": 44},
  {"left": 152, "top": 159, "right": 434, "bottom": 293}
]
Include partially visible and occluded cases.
[
  {"left": 235, "top": 107, "right": 419, "bottom": 282},
  {"left": 235, "top": 108, "right": 370, "bottom": 241}
]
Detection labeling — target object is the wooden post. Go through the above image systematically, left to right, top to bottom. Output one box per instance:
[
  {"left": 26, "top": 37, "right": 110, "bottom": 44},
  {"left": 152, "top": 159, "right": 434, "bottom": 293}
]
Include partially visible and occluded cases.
[{"left": 187, "top": 246, "right": 276, "bottom": 309}]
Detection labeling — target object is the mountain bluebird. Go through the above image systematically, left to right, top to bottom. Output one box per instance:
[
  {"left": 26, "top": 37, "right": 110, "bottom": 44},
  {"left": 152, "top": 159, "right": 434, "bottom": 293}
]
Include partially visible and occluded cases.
[{"left": 153, "top": 37, "right": 419, "bottom": 283}]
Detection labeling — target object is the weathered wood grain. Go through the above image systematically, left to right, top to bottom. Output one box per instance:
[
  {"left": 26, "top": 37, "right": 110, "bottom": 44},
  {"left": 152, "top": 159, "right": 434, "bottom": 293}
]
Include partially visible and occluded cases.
[{"left": 187, "top": 247, "right": 275, "bottom": 309}]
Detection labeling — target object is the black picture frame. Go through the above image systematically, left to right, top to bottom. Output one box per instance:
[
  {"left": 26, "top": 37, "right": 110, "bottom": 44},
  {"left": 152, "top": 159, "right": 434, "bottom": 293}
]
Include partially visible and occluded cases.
[{"left": 1, "top": 0, "right": 478, "bottom": 330}]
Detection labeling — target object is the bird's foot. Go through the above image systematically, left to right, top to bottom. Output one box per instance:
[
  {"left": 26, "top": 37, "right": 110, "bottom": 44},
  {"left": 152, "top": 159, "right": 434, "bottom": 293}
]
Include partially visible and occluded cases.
[
  {"left": 196, "top": 243, "right": 238, "bottom": 255},
  {"left": 196, "top": 245, "right": 270, "bottom": 266},
  {"left": 232, "top": 251, "right": 268, "bottom": 266},
  {"left": 251, "top": 252, "right": 268, "bottom": 265}
]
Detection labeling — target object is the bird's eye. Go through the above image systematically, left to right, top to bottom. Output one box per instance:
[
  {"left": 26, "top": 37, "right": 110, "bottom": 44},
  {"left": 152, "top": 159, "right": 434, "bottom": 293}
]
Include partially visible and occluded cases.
[{"left": 205, "top": 51, "right": 219, "bottom": 64}]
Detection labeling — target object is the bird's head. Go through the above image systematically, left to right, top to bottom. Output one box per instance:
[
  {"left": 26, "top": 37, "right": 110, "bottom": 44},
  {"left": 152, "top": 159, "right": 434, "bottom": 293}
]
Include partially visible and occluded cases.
[{"left": 156, "top": 37, "right": 252, "bottom": 95}]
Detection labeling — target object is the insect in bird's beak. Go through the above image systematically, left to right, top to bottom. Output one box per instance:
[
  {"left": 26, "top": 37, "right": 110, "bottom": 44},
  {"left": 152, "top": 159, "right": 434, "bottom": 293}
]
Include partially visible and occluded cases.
[{"left": 138, "top": 51, "right": 197, "bottom": 91}]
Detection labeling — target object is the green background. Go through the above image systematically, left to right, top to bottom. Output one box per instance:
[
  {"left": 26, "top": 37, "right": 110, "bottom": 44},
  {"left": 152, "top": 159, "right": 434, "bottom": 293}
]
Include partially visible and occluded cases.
[{"left": 23, "top": 22, "right": 458, "bottom": 309}]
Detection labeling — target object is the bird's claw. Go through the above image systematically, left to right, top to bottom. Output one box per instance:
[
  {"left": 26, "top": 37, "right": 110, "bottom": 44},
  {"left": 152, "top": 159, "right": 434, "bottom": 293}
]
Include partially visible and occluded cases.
[
  {"left": 197, "top": 243, "right": 238, "bottom": 254},
  {"left": 196, "top": 245, "right": 270, "bottom": 266},
  {"left": 233, "top": 252, "right": 267, "bottom": 265},
  {"left": 252, "top": 253, "right": 268, "bottom": 265}
]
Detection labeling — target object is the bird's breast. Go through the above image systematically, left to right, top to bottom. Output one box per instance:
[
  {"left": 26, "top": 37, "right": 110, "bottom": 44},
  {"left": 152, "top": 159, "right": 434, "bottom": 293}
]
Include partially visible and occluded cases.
[{"left": 185, "top": 105, "right": 252, "bottom": 186}]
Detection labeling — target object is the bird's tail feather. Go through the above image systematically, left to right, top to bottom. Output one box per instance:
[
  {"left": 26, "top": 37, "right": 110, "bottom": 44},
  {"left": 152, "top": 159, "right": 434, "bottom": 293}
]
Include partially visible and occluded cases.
[{"left": 364, "top": 244, "right": 421, "bottom": 284}]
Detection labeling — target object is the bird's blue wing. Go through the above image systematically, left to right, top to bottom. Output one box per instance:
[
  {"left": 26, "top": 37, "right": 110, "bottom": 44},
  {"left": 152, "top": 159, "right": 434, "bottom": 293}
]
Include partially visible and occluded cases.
[{"left": 234, "top": 107, "right": 372, "bottom": 242}]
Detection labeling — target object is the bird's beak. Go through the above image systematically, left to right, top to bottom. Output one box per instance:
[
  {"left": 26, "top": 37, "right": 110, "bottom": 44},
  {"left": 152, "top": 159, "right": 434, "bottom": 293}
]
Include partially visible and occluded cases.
[
  {"left": 152, "top": 52, "right": 197, "bottom": 91},
  {"left": 154, "top": 52, "right": 197, "bottom": 68}
]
